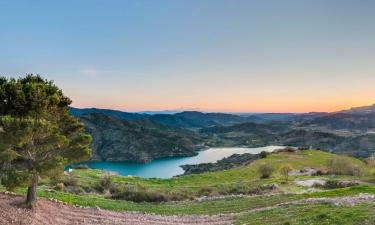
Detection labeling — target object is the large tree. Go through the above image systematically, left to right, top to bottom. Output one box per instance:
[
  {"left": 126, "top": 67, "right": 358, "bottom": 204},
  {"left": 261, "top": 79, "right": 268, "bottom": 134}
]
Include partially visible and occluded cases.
[{"left": 0, "top": 75, "right": 92, "bottom": 207}]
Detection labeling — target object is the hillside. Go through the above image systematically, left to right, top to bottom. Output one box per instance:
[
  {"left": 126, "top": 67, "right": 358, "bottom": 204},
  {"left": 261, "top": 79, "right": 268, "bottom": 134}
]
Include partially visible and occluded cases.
[
  {"left": 70, "top": 104, "right": 375, "bottom": 160},
  {"left": 79, "top": 113, "right": 207, "bottom": 162},
  {"left": 2, "top": 149, "right": 374, "bottom": 225}
]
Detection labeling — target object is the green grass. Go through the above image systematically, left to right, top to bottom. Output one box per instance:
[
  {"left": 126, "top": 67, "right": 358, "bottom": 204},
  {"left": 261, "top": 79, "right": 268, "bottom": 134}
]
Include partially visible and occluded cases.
[
  {"left": 2, "top": 149, "right": 374, "bottom": 218},
  {"left": 69, "top": 150, "right": 372, "bottom": 195},
  {"left": 26, "top": 185, "right": 374, "bottom": 215},
  {"left": 235, "top": 203, "right": 375, "bottom": 225}
]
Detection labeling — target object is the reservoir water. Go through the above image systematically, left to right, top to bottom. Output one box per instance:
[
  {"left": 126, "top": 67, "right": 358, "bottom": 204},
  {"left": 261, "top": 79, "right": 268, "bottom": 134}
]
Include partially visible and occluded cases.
[{"left": 85, "top": 146, "right": 284, "bottom": 178}]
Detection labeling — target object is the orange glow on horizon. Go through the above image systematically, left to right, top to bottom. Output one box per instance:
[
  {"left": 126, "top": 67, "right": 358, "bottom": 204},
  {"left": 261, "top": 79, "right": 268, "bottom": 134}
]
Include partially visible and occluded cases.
[{"left": 72, "top": 98, "right": 375, "bottom": 114}]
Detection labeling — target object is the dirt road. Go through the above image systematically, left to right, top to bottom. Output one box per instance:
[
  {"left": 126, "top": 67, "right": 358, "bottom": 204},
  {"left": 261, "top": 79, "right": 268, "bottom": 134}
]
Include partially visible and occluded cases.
[{"left": 0, "top": 193, "right": 233, "bottom": 225}]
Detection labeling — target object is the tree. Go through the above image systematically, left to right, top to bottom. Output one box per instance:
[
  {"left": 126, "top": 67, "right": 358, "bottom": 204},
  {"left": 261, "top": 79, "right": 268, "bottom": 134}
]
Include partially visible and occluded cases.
[
  {"left": 0, "top": 75, "right": 92, "bottom": 208},
  {"left": 280, "top": 164, "right": 293, "bottom": 183}
]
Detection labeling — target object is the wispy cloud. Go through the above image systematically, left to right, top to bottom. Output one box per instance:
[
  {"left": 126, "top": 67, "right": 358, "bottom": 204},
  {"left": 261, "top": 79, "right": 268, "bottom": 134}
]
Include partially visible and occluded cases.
[{"left": 79, "top": 69, "right": 100, "bottom": 77}]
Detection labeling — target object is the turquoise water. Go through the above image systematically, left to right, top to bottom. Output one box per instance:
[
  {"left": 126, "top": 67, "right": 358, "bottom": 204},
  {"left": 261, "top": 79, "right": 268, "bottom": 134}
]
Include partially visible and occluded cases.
[{"left": 85, "top": 146, "right": 284, "bottom": 178}]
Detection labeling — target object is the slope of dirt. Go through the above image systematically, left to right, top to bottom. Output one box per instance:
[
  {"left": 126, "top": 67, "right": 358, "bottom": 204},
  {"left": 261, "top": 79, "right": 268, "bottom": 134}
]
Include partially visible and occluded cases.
[{"left": 0, "top": 193, "right": 233, "bottom": 225}]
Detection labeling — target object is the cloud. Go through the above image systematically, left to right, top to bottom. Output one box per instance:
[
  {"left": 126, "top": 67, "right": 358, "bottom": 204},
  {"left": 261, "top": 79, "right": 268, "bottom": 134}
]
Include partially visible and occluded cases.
[{"left": 79, "top": 69, "right": 100, "bottom": 77}]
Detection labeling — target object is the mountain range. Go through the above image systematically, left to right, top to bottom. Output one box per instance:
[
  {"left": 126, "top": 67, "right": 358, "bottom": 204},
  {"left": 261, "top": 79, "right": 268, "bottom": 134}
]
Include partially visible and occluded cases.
[{"left": 70, "top": 104, "right": 375, "bottom": 162}]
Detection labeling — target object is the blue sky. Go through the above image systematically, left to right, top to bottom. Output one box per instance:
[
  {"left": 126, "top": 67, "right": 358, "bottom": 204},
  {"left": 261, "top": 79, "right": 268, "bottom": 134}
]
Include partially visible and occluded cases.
[{"left": 1, "top": 0, "right": 375, "bottom": 112}]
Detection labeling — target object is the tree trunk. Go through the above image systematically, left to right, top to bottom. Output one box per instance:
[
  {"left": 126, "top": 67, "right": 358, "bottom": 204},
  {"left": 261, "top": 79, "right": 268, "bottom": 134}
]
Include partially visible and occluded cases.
[{"left": 26, "top": 171, "right": 39, "bottom": 208}]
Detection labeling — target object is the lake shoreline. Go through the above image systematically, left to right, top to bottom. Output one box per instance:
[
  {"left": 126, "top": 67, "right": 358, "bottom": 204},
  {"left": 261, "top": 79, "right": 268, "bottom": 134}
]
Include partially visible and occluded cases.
[{"left": 69, "top": 146, "right": 285, "bottom": 178}]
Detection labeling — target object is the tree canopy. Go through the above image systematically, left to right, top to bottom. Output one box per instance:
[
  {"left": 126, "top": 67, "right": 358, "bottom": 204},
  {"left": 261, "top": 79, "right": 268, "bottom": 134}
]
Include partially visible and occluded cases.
[{"left": 0, "top": 74, "right": 92, "bottom": 207}]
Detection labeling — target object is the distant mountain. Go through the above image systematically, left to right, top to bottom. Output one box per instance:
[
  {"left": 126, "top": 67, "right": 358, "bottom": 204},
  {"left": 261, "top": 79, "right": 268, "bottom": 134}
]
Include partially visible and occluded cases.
[
  {"left": 339, "top": 103, "right": 375, "bottom": 114},
  {"left": 70, "top": 104, "right": 375, "bottom": 160},
  {"left": 70, "top": 107, "right": 147, "bottom": 121},
  {"left": 71, "top": 108, "right": 250, "bottom": 129},
  {"left": 137, "top": 110, "right": 182, "bottom": 115},
  {"left": 167, "top": 111, "right": 247, "bottom": 128},
  {"left": 301, "top": 112, "right": 375, "bottom": 131},
  {"left": 78, "top": 113, "right": 207, "bottom": 162},
  {"left": 201, "top": 121, "right": 290, "bottom": 134}
]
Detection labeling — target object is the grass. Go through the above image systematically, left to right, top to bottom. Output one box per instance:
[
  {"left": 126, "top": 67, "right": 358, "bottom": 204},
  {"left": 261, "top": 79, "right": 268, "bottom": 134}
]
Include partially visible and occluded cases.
[
  {"left": 2, "top": 149, "right": 374, "bottom": 218},
  {"left": 68, "top": 150, "right": 372, "bottom": 195},
  {"left": 26, "top": 185, "right": 374, "bottom": 215},
  {"left": 235, "top": 203, "right": 375, "bottom": 225}
]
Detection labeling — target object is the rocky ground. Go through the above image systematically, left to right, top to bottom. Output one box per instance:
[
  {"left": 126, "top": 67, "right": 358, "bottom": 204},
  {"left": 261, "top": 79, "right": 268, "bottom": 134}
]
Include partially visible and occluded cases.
[{"left": 0, "top": 193, "right": 233, "bottom": 225}]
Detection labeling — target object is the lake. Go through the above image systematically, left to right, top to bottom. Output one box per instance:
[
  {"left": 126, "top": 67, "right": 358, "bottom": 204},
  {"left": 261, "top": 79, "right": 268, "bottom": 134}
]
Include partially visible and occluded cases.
[{"left": 85, "top": 146, "right": 284, "bottom": 178}]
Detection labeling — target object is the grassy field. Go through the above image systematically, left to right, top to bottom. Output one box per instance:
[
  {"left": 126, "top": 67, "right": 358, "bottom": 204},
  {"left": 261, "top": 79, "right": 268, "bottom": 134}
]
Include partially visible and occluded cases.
[
  {"left": 2, "top": 149, "right": 374, "bottom": 223},
  {"left": 66, "top": 150, "right": 372, "bottom": 195},
  {"left": 32, "top": 185, "right": 375, "bottom": 215},
  {"left": 235, "top": 202, "right": 375, "bottom": 225}
]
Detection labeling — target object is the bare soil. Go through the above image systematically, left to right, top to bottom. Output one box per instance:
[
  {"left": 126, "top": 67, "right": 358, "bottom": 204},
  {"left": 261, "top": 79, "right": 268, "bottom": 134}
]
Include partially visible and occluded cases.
[{"left": 0, "top": 193, "right": 233, "bottom": 225}]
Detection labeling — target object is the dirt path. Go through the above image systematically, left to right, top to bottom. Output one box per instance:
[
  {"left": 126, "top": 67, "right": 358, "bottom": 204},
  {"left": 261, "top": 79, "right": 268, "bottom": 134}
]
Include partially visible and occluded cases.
[
  {"left": 1, "top": 193, "right": 374, "bottom": 225},
  {"left": 236, "top": 193, "right": 375, "bottom": 216},
  {"left": 0, "top": 194, "right": 233, "bottom": 225}
]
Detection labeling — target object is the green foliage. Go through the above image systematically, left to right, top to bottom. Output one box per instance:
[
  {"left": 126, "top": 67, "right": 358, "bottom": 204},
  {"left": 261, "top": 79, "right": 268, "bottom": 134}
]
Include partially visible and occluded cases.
[
  {"left": 0, "top": 74, "right": 92, "bottom": 205},
  {"left": 327, "top": 156, "right": 359, "bottom": 176},
  {"left": 258, "top": 163, "right": 274, "bottom": 178},
  {"left": 280, "top": 164, "right": 293, "bottom": 182},
  {"left": 1, "top": 170, "right": 30, "bottom": 191},
  {"left": 97, "top": 172, "right": 113, "bottom": 193},
  {"left": 62, "top": 175, "right": 80, "bottom": 187},
  {"left": 314, "top": 179, "right": 358, "bottom": 189},
  {"left": 110, "top": 184, "right": 187, "bottom": 202},
  {"left": 19, "top": 185, "right": 375, "bottom": 215},
  {"left": 235, "top": 203, "right": 375, "bottom": 225}
]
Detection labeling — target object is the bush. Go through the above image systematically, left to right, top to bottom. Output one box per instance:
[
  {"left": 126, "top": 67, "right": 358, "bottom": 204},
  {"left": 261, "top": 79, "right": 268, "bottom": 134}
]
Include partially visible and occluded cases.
[
  {"left": 259, "top": 151, "right": 269, "bottom": 158},
  {"left": 367, "top": 154, "right": 375, "bottom": 168},
  {"left": 326, "top": 157, "right": 360, "bottom": 176},
  {"left": 258, "top": 163, "right": 274, "bottom": 179},
  {"left": 72, "top": 164, "right": 89, "bottom": 169},
  {"left": 280, "top": 164, "right": 293, "bottom": 182},
  {"left": 352, "top": 166, "right": 363, "bottom": 177},
  {"left": 312, "top": 169, "right": 328, "bottom": 176},
  {"left": 370, "top": 169, "right": 375, "bottom": 182},
  {"left": 97, "top": 173, "right": 113, "bottom": 193},
  {"left": 62, "top": 175, "right": 79, "bottom": 187},
  {"left": 314, "top": 179, "right": 358, "bottom": 189},
  {"left": 54, "top": 182, "right": 65, "bottom": 191},
  {"left": 110, "top": 184, "right": 186, "bottom": 202},
  {"left": 64, "top": 185, "right": 85, "bottom": 194},
  {"left": 197, "top": 186, "right": 214, "bottom": 196}
]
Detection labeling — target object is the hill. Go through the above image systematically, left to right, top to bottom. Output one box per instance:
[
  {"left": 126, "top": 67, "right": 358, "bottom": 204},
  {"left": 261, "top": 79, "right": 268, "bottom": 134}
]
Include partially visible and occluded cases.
[
  {"left": 70, "top": 104, "right": 375, "bottom": 160},
  {"left": 79, "top": 113, "right": 207, "bottom": 162},
  {"left": 2, "top": 149, "right": 374, "bottom": 225}
]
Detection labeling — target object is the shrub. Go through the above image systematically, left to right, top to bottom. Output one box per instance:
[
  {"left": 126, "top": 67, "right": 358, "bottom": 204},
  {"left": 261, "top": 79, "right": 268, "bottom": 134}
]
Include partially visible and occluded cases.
[
  {"left": 275, "top": 147, "right": 296, "bottom": 153},
  {"left": 259, "top": 151, "right": 269, "bottom": 158},
  {"left": 367, "top": 154, "right": 375, "bottom": 168},
  {"left": 326, "top": 157, "right": 359, "bottom": 176},
  {"left": 258, "top": 163, "right": 274, "bottom": 179},
  {"left": 73, "top": 164, "right": 89, "bottom": 169},
  {"left": 280, "top": 164, "right": 293, "bottom": 182},
  {"left": 352, "top": 166, "right": 363, "bottom": 177},
  {"left": 312, "top": 169, "right": 328, "bottom": 176},
  {"left": 370, "top": 169, "right": 375, "bottom": 182},
  {"left": 97, "top": 173, "right": 113, "bottom": 193},
  {"left": 62, "top": 175, "right": 79, "bottom": 187},
  {"left": 314, "top": 179, "right": 358, "bottom": 189},
  {"left": 54, "top": 182, "right": 65, "bottom": 191},
  {"left": 110, "top": 184, "right": 185, "bottom": 202},
  {"left": 64, "top": 185, "right": 85, "bottom": 194},
  {"left": 197, "top": 186, "right": 214, "bottom": 196}
]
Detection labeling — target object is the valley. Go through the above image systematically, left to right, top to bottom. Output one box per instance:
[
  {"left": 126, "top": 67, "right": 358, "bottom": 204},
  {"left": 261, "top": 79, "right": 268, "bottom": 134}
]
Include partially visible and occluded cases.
[{"left": 70, "top": 103, "right": 375, "bottom": 164}]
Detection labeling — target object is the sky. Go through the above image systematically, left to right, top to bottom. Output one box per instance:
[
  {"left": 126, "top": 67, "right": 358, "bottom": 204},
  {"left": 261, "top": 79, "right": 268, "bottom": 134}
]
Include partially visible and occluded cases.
[{"left": 0, "top": 0, "right": 375, "bottom": 113}]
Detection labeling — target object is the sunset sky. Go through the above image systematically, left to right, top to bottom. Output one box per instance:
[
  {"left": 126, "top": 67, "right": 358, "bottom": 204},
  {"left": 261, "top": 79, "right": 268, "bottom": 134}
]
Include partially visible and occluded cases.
[{"left": 1, "top": 0, "right": 375, "bottom": 113}]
